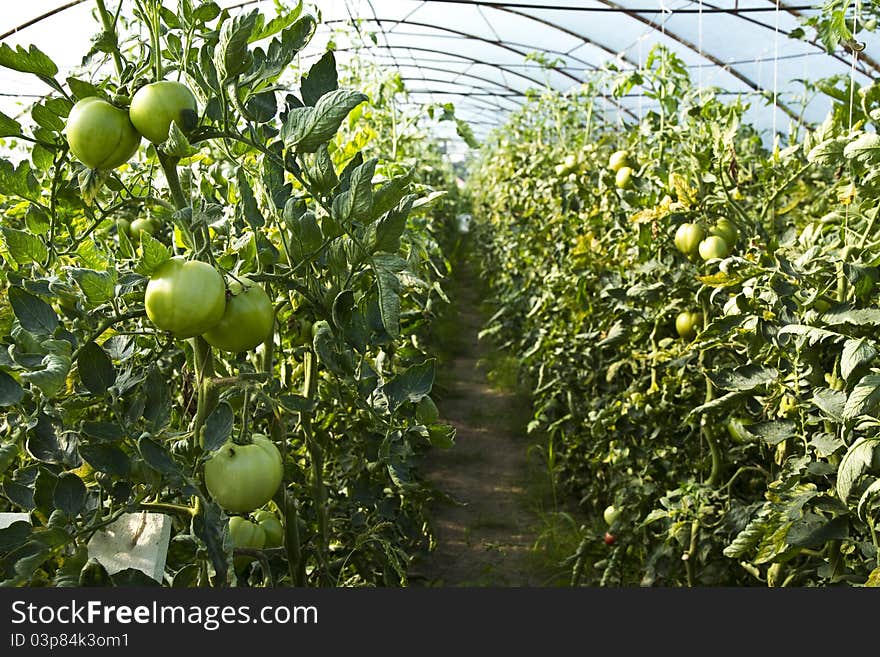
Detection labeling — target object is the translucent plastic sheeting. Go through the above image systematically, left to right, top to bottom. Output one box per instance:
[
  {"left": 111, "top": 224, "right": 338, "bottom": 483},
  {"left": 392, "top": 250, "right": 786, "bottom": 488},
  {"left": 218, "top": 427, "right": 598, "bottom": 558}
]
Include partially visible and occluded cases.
[{"left": 0, "top": 1, "right": 876, "bottom": 145}]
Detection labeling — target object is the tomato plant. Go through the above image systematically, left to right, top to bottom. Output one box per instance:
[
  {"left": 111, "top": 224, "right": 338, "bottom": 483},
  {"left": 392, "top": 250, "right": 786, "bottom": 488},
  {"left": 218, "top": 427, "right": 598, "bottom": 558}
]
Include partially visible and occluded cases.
[
  {"left": 0, "top": 2, "right": 457, "bottom": 588},
  {"left": 470, "top": 42, "right": 880, "bottom": 587},
  {"left": 65, "top": 97, "right": 141, "bottom": 170}
]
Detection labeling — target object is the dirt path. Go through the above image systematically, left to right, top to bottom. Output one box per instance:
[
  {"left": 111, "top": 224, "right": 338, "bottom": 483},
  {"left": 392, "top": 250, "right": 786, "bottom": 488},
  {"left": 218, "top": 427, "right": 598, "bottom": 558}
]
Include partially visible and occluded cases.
[{"left": 411, "top": 263, "right": 543, "bottom": 586}]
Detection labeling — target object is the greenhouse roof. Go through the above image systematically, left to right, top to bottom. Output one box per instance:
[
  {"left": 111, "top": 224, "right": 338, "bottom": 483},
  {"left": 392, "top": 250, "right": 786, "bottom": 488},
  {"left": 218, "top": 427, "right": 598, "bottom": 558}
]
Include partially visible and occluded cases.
[{"left": 1, "top": 1, "right": 876, "bottom": 142}]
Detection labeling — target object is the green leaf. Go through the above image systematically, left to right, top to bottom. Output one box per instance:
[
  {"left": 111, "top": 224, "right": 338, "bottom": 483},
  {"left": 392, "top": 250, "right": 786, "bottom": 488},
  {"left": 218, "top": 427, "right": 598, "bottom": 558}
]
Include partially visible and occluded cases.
[
  {"left": 249, "top": 1, "right": 304, "bottom": 42},
  {"left": 214, "top": 11, "right": 257, "bottom": 83},
  {"left": 0, "top": 42, "right": 58, "bottom": 77},
  {"left": 301, "top": 50, "right": 338, "bottom": 106},
  {"left": 66, "top": 76, "right": 101, "bottom": 101},
  {"left": 281, "top": 89, "right": 367, "bottom": 153},
  {"left": 31, "top": 98, "right": 70, "bottom": 133},
  {"left": 0, "top": 111, "right": 22, "bottom": 138},
  {"left": 455, "top": 118, "right": 481, "bottom": 149},
  {"left": 843, "top": 131, "right": 880, "bottom": 165},
  {"left": 807, "top": 136, "right": 847, "bottom": 166},
  {"left": 309, "top": 146, "right": 338, "bottom": 194},
  {"left": 332, "top": 157, "right": 375, "bottom": 225},
  {"left": 0, "top": 158, "right": 38, "bottom": 197},
  {"left": 236, "top": 166, "right": 264, "bottom": 228},
  {"left": 372, "top": 175, "right": 413, "bottom": 222},
  {"left": 373, "top": 196, "right": 412, "bottom": 253},
  {"left": 1, "top": 227, "right": 47, "bottom": 265},
  {"left": 135, "top": 232, "right": 170, "bottom": 276},
  {"left": 373, "top": 264, "right": 401, "bottom": 339},
  {"left": 68, "top": 268, "right": 116, "bottom": 306},
  {"left": 9, "top": 288, "right": 58, "bottom": 335},
  {"left": 821, "top": 306, "right": 880, "bottom": 327},
  {"left": 312, "top": 320, "right": 347, "bottom": 375},
  {"left": 777, "top": 324, "right": 841, "bottom": 345},
  {"left": 841, "top": 338, "right": 876, "bottom": 381},
  {"left": 21, "top": 340, "right": 71, "bottom": 399},
  {"left": 77, "top": 341, "right": 115, "bottom": 396},
  {"left": 379, "top": 359, "right": 436, "bottom": 413},
  {"left": 708, "top": 364, "right": 778, "bottom": 392},
  {"left": 0, "top": 370, "right": 24, "bottom": 406},
  {"left": 843, "top": 374, "right": 880, "bottom": 421},
  {"left": 812, "top": 388, "right": 846, "bottom": 422},
  {"left": 203, "top": 403, "right": 233, "bottom": 453},
  {"left": 750, "top": 420, "right": 797, "bottom": 446},
  {"left": 81, "top": 421, "right": 123, "bottom": 443},
  {"left": 427, "top": 423, "right": 456, "bottom": 449},
  {"left": 138, "top": 436, "right": 183, "bottom": 482},
  {"left": 837, "top": 437, "right": 877, "bottom": 501},
  {"left": 0, "top": 443, "right": 18, "bottom": 475},
  {"left": 78, "top": 444, "right": 130, "bottom": 477},
  {"left": 53, "top": 473, "right": 86, "bottom": 517},
  {"left": 857, "top": 479, "right": 880, "bottom": 521},
  {"left": 191, "top": 499, "right": 228, "bottom": 585},
  {"left": 786, "top": 514, "right": 849, "bottom": 548},
  {"left": 0, "top": 522, "right": 32, "bottom": 554}
]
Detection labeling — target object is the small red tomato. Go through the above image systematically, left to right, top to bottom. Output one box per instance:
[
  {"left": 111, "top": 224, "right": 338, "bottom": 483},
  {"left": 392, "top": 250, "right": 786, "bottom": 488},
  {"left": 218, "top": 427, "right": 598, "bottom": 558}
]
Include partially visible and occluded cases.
[{"left": 604, "top": 532, "right": 616, "bottom": 546}]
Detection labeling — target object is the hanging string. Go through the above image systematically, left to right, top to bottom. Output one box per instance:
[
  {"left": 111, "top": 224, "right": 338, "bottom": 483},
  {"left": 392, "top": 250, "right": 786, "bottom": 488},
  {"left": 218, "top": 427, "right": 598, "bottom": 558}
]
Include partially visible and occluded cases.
[
  {"left": 698, "top": 0, "right": 703, "bottom": 94},
  {"left": 772, "top": 0, "right": 780, "bottom": 150},
  {"left": 844, "top": 0, "right": 861, "bottom": 243},
  {"left": 847, "top": 0, "right": 861, "bottom": 133},
  {"left": 637, "top": 33, "right": 644, "bottom": 122}
]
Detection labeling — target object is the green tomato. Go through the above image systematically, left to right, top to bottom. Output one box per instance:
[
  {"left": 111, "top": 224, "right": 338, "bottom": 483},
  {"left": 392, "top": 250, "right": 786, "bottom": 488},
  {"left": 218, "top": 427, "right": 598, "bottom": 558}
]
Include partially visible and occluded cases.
[
  {"left": 129, "top": 80, "right": 198, "bottom": 144},
  {"left": 65, "top": 97, "right": 141, "bottom": 170},
  {"left": 608, "top": 150, "right": 629, "bottom": 172},
  {"left": 563, "top": 154, "right": 578, "bottom": 170},
  {"left": 615, "top": 166, "right": 633, "bottom": 189},
  {"left": 128, "top": 217, "right": 158, "bottom": 243},
  {"left": 116, "top": 218, "right": 132, "bottom": 238},
  {"left": 710, "top": 218, "right": 739, "bottom": 246},
  {"left": 674, "top": 222, "right": 705, "bottom": 256},
  {"left": 698, "top": 235, "right": 730, "bottom": 261},
  {"left": 145, "top": 257, "right": 226, "bottom": 338},
  {"left": 202, "top": 278, "right": 274, "bottom": 353},
  {"left": 675, "top": 311, "right": 703, "bottom": 341},
  {"left": 205, "top": 434, "right": 283, "bottom": 513},
  {"left": 603, "top": 505, "right": 620, "bottom": 526},
  {"left": 252, "top": 510, "right": 283, "bottom": 548},
  {"left": 228, "top": 516, "right": 266, "bottom": 571}
]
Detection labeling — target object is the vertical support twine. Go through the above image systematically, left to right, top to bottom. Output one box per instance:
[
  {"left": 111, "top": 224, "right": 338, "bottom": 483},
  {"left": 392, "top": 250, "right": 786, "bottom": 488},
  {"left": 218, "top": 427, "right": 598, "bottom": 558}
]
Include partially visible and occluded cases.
[
  {"left": 698, "top": 0, "right": 704, "bottom": 94},
  {"left": 772, "top": 0, "right": 781, "bottom": 149},
  {"left": 844, "top": 0, "right": 861, "bottom": 238},
  {"left": 637, "top": 34, "right": 644, "bottom": 122}
]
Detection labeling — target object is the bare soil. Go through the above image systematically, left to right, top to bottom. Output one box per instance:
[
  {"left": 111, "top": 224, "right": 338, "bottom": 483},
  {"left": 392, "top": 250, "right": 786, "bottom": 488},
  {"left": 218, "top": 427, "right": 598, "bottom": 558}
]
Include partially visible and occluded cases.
[{"left": 411, "top": 270, "right": 542, "bottom": 586}]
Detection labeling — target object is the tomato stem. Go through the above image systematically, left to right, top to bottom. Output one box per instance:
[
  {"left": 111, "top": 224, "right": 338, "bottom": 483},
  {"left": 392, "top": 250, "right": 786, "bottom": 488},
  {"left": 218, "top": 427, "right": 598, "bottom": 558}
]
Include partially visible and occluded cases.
[
  {"left": 95, "top": 0, "right": 124, "bottom": 81},
  {"left": 189, "top": 336, "right": 216, "bottom": 448}
]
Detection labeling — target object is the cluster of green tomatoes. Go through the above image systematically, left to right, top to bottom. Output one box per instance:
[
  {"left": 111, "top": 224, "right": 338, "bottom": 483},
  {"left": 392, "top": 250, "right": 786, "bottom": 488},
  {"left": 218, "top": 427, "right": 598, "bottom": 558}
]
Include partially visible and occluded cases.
[
  {"left": 65, "top": 80, "right": 287, "bottom": 566},
  {"left": 672, "top": 217, "right": 740, "bottom": 342}
]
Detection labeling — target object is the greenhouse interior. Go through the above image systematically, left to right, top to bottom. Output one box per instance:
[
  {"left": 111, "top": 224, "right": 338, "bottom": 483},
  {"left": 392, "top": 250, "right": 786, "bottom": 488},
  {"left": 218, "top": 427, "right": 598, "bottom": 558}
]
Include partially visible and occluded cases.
[{"left": 0, "top": 0, "right": 879, "bottom": 590}]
